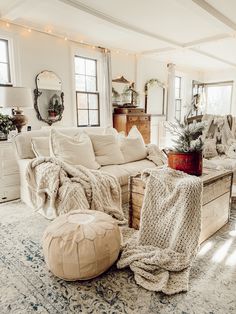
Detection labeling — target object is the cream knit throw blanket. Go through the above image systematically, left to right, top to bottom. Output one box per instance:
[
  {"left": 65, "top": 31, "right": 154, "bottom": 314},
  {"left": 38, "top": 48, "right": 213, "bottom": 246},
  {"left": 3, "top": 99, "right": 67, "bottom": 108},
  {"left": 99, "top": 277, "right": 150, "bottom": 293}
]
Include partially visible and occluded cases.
[
  {"left": 26, "top": 157, "right": 126, "bottom": 224},
  {"left": 117, "top": 167, "right": 203, "bottom": 295}
]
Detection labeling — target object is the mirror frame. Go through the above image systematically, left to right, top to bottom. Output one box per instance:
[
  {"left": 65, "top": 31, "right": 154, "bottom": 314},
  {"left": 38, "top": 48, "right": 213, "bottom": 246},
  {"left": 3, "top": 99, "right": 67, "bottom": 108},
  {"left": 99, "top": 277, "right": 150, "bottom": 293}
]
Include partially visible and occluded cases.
[
  {"left": 34, "top": 71, "right": 64, "bottom": 126},
  {"left": 144, "top": 79, "right": 165, "bottom": 116}
]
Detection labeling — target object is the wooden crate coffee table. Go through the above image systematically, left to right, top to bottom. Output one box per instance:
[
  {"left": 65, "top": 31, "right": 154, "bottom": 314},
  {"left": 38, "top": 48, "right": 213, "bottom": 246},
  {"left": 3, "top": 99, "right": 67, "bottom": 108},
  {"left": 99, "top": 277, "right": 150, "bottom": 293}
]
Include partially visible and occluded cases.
[{"left": 129, "top": 169, "right": 233, "bottom": 244}]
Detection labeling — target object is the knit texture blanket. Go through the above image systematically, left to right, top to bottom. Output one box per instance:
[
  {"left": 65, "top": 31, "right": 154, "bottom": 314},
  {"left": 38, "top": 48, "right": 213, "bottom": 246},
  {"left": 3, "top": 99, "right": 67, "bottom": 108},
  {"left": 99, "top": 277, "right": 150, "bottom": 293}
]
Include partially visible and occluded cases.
[
  {"left": 26, "top": 157, "right": 126, "bottom": 224},
  {"left": 117, "top": 167, "right": 203, "bottom": 295}
]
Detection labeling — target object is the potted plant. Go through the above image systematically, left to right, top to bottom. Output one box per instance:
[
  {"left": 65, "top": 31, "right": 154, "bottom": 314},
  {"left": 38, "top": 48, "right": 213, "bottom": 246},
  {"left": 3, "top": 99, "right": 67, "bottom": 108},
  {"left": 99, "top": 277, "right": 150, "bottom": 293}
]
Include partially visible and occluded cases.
[
  {"left": 48, "top": 95, "right": 63, "bottom": 120},
  {"left": 0, "top": 113, "right": 15, "bottom": 141},
  {"left": 166, "top": 118, "right": 206, "bottom": 176}
]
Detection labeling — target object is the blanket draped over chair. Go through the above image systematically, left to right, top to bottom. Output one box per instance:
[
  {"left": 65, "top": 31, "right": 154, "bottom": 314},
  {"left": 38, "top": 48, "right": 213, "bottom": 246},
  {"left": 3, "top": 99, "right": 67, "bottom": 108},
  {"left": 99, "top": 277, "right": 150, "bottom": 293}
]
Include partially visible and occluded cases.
[
  {"left": 26, "top": 157, "right": 126, "bottom": 223},
  {"left": 117, "top": 167, "right": 203, "bottom": 295}
]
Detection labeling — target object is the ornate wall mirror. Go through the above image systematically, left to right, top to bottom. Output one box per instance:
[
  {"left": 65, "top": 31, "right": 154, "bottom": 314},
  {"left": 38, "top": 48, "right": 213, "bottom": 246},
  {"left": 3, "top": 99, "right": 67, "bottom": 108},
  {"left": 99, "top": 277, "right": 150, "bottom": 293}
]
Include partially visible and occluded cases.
[
  {"left": 34, "top": 70, "right": 64, "bottom": 125},
  {"left": 112, "top": 76, "right": 138, "bottom": 107},
  {"left": 145, "top": 79, "right": 165, "bottom": 115}
]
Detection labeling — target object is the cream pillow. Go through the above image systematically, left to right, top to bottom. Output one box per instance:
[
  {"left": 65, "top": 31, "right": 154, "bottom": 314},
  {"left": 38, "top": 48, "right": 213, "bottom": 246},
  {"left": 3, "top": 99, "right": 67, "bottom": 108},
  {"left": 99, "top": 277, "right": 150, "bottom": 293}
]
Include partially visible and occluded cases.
[
  {"left": 119, "top": 126, "right": 147, "bottom": 163},
  {"left": 50, "top": 129, "right": 100, "bottom": 169},
  {"left": 88, "top": 133, "right": 124, "bottom": 165},
  {"left": 31, "top": 137, "right": 50, "bottom": 157},
  {"left": 203, "top": 138, "right": 218, "bottom": 159}
]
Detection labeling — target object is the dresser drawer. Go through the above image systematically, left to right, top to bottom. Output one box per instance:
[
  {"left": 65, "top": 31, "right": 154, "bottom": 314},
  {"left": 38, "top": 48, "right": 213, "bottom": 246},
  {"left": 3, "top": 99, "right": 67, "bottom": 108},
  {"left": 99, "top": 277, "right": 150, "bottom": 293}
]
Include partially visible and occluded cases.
[
  {"left": 127, "top": 116, "right": 139, "bottom": 122},
  {"left": 138, "top": 116, "right": 150, "bottom": 122},
  {"left": 137, "top": 123, "right": 150, "bottom": 132},
  {"left": 0, "top": 173, "right": 20, "bottom": 187},
  {"left": 0, "top": 186, "right": 20, "bottom": 203}
]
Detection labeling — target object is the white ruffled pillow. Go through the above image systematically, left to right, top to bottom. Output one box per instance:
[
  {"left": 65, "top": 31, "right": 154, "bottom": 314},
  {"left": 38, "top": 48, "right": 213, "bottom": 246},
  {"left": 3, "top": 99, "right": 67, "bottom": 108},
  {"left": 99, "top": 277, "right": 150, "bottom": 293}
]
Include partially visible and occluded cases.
[{"left": 50, "top": 129, "right": 100, "bottom": 169}]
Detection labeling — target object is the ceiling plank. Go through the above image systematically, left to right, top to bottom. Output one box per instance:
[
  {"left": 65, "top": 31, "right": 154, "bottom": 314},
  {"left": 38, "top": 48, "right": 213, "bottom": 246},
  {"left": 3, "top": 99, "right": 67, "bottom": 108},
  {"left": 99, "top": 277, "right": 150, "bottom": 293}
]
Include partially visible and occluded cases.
[
  {"left": 0, "top": 0, "right": 34, "bottom": 20},
  {"left": 58, "top": 0, "right": 182, "bottom": 48},
  {"left": 192, "top": 0, "right": 236, "bottom": 31},
  {"left": 183, "top": 33, "right": 231, "bottom": 48},
  {"left": 141, "top": 47, "right": 176, "bottom": 55},
  {"left": 191, "top": 47, "right": 236, "bottom": 67}
]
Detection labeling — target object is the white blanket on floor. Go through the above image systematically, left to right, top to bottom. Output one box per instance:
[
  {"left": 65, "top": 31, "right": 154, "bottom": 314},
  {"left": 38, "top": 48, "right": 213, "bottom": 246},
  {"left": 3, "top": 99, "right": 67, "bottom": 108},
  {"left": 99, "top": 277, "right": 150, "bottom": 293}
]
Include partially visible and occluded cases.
[{"left": 118, "top": 167, "right": 203, "bottom": 295}]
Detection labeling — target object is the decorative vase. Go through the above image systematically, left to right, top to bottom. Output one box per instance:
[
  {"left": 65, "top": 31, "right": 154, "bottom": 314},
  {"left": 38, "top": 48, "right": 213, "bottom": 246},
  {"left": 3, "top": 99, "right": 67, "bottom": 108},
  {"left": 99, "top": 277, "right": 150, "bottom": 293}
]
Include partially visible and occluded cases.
[
  {"left": 0, "top": 132, "right": 7, "bottom": 141},
  {"left": 168, "top": 151, "right": 203, "bottom": 176}
]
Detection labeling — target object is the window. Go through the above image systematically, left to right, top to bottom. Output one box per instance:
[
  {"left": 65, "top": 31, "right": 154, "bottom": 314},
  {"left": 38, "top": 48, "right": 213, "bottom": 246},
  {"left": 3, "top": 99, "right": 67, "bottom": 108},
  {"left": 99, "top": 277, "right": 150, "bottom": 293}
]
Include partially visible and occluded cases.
[
  {"left": 0, "top": 39, "right": 11, "bottom": 85},
  {"left": 74, "top": 56, "right": 100, "bottom": 126},
  {"left": 175, "top": 76, "right": 182, "bottom": 121},
  {"left": 205, "top": 82, "right": 232, "bottom": 115}
]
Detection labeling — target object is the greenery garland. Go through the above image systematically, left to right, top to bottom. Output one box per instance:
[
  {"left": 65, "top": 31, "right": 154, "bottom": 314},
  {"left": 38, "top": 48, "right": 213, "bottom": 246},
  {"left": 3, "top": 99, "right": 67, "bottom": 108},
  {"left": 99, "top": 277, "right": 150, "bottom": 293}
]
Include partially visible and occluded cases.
[{"left": 144, "top": 78, "right": 165, "bottom": 95}]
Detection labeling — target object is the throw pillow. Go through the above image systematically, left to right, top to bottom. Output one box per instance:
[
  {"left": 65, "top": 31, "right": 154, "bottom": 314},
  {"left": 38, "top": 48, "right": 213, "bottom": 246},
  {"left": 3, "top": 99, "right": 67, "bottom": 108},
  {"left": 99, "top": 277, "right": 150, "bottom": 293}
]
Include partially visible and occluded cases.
[
  {"left": 119, "top": 126, "right": 147, "bottom": 163},
  {"left": 50, "top": 129, "right": 100, "bottom": 169},
  {"left": 88, "top": 133, "right": 124, "bottom": 165},
  {"left": 31, "top": 137, "right": 50, "bottom": 157},
  {"left": 203, "top": 138, "right": 218, "bottom": 159}
]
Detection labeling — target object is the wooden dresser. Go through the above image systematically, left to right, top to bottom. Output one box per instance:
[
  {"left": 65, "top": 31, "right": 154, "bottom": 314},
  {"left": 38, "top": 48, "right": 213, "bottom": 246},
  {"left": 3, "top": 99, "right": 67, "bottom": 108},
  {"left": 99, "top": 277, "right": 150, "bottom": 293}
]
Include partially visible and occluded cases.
[
  {"left": 113, "top": 108, "right": 151, "bottom": 144},
  {"left": 0, "top": 141, "right": 20, "bottom": 203}
]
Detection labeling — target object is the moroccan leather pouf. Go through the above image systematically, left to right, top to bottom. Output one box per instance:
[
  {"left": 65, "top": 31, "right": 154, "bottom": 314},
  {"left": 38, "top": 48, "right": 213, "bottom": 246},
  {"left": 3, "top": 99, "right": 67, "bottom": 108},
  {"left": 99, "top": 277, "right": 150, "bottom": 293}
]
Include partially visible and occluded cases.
[{"left": 42, "top": 210, "right": 121, "bottom": 281}]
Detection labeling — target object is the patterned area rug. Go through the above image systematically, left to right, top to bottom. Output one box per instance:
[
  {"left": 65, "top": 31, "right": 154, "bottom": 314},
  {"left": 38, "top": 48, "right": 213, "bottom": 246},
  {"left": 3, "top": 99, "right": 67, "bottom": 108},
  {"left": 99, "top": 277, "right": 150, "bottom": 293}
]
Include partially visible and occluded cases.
[{"left": 0, "top": 201, "right": 236, "bottom": 314}]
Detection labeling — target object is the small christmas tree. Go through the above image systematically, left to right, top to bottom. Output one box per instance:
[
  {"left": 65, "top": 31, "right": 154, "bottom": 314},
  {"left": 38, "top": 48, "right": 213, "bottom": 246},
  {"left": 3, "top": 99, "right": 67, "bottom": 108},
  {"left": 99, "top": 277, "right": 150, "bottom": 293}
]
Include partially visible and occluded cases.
[{"left": 166, "top": 118, "right": 206, "bottom": 153}]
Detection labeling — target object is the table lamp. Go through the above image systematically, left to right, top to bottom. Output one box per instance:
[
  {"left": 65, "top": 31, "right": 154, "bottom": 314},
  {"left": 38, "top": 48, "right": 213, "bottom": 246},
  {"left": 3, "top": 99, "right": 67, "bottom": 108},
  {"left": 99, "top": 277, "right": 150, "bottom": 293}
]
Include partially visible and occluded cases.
[{"left": 0, "top": 86, "right": 33, "bottom": 133}]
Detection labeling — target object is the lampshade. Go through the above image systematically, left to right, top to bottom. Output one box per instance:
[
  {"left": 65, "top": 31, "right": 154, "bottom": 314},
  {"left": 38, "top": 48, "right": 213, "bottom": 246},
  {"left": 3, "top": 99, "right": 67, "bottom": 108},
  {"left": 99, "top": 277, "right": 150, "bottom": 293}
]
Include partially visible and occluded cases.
[{"left": 0, "top": 86, "right": 33, "bottom": 108}]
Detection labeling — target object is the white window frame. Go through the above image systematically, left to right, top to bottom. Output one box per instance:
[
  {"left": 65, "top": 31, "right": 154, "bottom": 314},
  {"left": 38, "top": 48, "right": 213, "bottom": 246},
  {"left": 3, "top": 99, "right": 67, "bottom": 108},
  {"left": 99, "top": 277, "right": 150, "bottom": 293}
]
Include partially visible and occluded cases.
[
  {"left": 74, "top": 55, "right": 100, "bottom": 127},
  {"left": 175, "top": 76, "right": 182, "bottom": 121}
]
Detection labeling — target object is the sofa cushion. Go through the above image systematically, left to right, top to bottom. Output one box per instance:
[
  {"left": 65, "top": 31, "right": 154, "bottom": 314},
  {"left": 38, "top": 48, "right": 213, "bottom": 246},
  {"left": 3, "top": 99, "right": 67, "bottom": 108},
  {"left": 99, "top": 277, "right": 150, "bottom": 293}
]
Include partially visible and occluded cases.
[
  {"left": 50, "top": 129, "right": 100, "bottom": 170},
  {"left": 88, "top": 134, "right": 124, "bottom": 166},
  {"left": 31, "top": 137, "right": 50, "bottom": 157},
  {"left": 203, "top": 138, "right": 218, "bottom": 159},
  {"left": 100, "top": 159, "right": 156, "bottom": 186}
]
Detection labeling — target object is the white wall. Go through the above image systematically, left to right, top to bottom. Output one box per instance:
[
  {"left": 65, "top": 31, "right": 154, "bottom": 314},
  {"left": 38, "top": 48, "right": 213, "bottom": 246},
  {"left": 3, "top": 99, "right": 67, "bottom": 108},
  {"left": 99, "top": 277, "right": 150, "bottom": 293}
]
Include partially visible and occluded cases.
[
  {"left": 0, "top": 24, "right": 203, "bottom": 135},
  {"left": 135, "top": 56, "right": 203, "bottom": 144},
  {"left": 202, "top": 68, "right": 236, "bottom": 116}
]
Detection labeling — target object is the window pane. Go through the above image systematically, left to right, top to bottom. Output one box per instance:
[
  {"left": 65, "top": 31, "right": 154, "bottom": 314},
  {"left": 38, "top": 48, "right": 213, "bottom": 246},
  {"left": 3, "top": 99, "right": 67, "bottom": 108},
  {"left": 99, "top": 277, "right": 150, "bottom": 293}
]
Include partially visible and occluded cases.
[
  {"left": 0, "top": 40, "right": 8, "bottom": 62},
  {"left": 75, "top": 57, "right": 85, "bottom": 74},
  {"left": 86, "top": 59, "right": 96, "bottom": 76},
  {"left": 0, "top": 63, "right": 9, "bottom": 83},
  {"left": 75, "top": 75, "right": 86, "bottom": 91},
  {"left": 86, "top": 76, "right": 96, "bottom": 92},
  {"left": 175, "top": 77, "right": 180, "bottom": 89},
  {"left": 206, "top": 85, "right": 232, "bottom": 115},
  {"left": 175, "top": 88, "right": 180, "bottom": 99},
  {"left": 77, "top": 93, "right": 88, "bottom": 109},
  {"left": 88, "top": 94, "right": 98, "bottom": 109},
  {"left": 175, "top": 99, "right": 181, "bottom": 111},
  {"left": 78, "top": 109, "right": 88, "bottom": 125},
  {"left": 89, "top": 110, "right": 99, "bottom": 125},
  {"left": 175, "top": 110, "right": 181, "bottom": 121}
]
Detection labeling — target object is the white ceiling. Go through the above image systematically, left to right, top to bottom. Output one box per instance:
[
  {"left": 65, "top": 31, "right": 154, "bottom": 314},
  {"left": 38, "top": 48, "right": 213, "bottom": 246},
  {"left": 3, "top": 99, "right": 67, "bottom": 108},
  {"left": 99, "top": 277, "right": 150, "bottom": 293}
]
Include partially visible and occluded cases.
[{"left": 0, "top": 0, "right": 236, "bottom": 70}]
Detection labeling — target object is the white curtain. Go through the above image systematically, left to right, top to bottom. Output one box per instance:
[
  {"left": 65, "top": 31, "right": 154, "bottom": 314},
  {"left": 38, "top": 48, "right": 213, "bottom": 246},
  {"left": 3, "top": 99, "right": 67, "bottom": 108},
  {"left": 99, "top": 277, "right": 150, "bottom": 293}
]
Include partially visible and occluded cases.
[
  {"left": 101, "top": 49, "right": 112, "bottom": 126},
  {"left": 167, "top": 63, "right": 176, "bottom": 121}
]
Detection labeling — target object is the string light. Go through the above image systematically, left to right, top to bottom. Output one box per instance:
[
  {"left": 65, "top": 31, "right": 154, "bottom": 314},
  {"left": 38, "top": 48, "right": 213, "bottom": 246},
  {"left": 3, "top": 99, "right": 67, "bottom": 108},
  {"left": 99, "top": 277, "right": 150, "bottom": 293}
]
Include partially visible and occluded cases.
[{"left": 1, "top": 20, "right": 136, "bottom": 57}]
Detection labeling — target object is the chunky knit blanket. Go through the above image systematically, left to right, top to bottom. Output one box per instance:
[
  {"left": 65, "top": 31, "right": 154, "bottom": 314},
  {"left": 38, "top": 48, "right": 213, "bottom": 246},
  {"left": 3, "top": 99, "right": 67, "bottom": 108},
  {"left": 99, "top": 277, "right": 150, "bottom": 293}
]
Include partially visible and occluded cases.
[
  {"left": 26, "top": 157, "right": 126, "bottom": 224},
  {"left": 117, "top": 167, "right": 203, "bottom": 295}
]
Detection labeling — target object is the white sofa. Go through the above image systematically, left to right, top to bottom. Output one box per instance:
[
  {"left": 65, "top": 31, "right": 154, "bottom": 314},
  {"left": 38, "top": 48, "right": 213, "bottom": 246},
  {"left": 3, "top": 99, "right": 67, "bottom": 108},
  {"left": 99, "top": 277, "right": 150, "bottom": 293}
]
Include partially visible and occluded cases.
[{"left": 12, "top": 127, "right": 157, "bottom": 208}]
